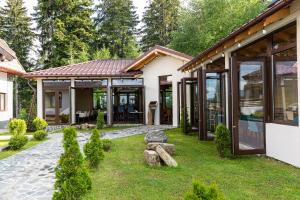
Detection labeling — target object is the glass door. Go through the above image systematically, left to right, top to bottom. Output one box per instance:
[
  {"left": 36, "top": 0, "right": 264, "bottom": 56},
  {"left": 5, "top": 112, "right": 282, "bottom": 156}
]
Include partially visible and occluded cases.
[
  {"left": 232, "top": 58, "right": 266, "bottom": 154},
  {"left": 206, "top": 73, "right": 226, "bottom": 134}
]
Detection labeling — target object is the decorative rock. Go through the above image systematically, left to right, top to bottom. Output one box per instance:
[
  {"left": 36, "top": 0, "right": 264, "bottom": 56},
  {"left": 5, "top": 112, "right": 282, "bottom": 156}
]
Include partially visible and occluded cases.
[
  {"left": 144, "top": 130, "right": 168, "bottom": 144},
  {"left": 147, "top": 143, "right": 175, "bottom": 156},
  {"left": 155, "top": 145, "right": 177, "bottom": 167},
  {"left": 144, "top": 150, "right": 161, "bottom": 166}
]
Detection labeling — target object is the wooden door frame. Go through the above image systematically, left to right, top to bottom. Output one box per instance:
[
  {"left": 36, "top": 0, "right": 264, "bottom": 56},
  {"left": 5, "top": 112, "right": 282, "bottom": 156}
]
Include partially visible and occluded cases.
[{"left": 231, "top": 56, "right": 267, "bottom": 155}]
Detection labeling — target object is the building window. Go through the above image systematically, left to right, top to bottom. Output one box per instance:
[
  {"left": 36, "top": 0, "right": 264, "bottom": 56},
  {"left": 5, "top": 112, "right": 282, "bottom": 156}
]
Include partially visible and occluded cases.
[
  {"left": 272, "top": 24, "right": 298, "bottom": 126},
  {"left": 273, "top": 49, "right": 298, "bottom": 125},
  {"left": 0, "top": 93, "right": 6, "bottom": 111}
]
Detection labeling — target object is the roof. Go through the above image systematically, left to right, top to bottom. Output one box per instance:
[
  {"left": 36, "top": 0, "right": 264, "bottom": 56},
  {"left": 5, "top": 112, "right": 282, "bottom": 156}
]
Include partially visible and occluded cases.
[
  {"left": 179, "top": 0, "right": 294, "bottom": 72},
  {"left": 0, "top": 39, "right": 25, "bottom": 75},
  {"left": 124, "top": 45, "right": 193, "bottom": 72},
  {"left": 25, "top": 59, "right": 139, "bottom": 78}
]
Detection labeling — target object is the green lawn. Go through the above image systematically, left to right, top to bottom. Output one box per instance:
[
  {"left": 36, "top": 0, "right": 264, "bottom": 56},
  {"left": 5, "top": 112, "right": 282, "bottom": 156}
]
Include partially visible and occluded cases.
[
  {"left": 84, "top": 128, "right": 300, "bottom": 200},
  {"left": 0, "top": 140, "right": 43, "bottom": 160}
]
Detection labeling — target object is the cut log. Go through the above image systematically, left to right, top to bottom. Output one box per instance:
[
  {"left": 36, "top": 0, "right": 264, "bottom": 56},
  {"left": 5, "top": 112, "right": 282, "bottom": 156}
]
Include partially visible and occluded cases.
[
  {"left": 147, "top": 143, "right": 175, "bottom": 156},
  {"left": 155, "top": 145, "right": 178, "bottom": 167},
  {"left": 144, "top": 150, "right": 161, "bottom": 166}
]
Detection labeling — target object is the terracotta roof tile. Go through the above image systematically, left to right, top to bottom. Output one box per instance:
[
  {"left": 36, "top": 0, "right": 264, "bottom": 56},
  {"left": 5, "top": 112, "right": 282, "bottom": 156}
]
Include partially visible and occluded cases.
[{"left": 25, "top": 59, "right": 139, "bottom": 78}]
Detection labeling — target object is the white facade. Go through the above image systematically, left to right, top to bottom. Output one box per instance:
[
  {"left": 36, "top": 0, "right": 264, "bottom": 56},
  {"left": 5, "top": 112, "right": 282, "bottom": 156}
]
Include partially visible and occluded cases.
[
  {"left": 141, "top": 55, "right": 190, "bottom": 126},
  {"left": 0, "top": 72, "right": 13, "bottom": 128}
]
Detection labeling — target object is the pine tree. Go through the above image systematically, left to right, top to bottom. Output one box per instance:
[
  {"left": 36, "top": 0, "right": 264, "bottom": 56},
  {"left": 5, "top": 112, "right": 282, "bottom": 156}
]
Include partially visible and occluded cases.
[
  {"left": 0, "top": 0, "right": 35, "bottom": 115},
  {"left": 0, "top": 0, "right": 34, "bottom": 70},
  {"left": 34, "top": 0, "right": 56, "bottom": 69},
  {"left": 35, "top": 0, "right": 95, "bottom": 68},
  {"left": 95, "top": 0, "right": 139, "bottom": 58},
  {"left": 141, "top": 0, "right": 180, "bottom": 52}
]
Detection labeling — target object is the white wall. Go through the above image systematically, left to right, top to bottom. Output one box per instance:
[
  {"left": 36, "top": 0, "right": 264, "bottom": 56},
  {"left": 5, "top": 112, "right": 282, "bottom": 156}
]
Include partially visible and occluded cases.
[
  {"left": 265, "top": 6, "right": 300, "bottom": 168},
  {"left": 142, "top": 55, "right": 190, "bottom": 126},
  {"left": 0, "top": 72, "right": 13, "bottom": 128}
]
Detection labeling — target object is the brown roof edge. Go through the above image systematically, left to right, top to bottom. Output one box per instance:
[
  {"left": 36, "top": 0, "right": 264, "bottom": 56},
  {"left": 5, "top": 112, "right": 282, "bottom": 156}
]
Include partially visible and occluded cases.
[
  {"left": 178, "top": 0, "right": 294, "bottom": 72},
  {"left": 124, "top": 45, "right": 193, "bottom": 72}
]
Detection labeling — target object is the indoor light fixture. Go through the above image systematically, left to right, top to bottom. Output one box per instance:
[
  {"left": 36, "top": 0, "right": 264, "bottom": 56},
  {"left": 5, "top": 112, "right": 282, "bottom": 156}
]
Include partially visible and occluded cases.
[
  {"left": 238, "top": 43, "right": 241, "bottom": 48},
  {"left": 222, "top": 53, "right": 225, "bottom": 57}
]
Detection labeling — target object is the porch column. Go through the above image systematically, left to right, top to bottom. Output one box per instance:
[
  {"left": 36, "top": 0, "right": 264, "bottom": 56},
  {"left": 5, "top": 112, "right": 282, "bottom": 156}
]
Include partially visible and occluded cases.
[
  {"left": 224, "top": 51, "right": 231, "bottom": 129},
  {"left": 71, "top": 78, "right": 76, "bottom": 124},
  {"left": 107, "top": 78, "right": 112, "bottom": 126},
  {"left": 36, "top": 79, "right": 43, "bottom": 118}
]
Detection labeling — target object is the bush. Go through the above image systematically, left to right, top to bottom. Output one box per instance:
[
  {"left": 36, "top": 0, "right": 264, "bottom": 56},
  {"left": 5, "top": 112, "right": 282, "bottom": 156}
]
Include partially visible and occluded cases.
[
  {"left": 19, "top": 108, "right": 28, "bottom": 121},
  {"left": 96, "top": 111, "right": 105, "bottom": 129},
  {"left": 33, "top": 117, "right": 48, "bottom": 131},
  {"left": 8, "top": 118, "right": 27, "bottom": 136},
  {"left": 214, "top": 124, "right": 231, "bottom": 158},
  {"left": 53, "top": 127, "right": 91, "bottom": 200},
  {"left": 84, "top": 129, "right": 104, "bottom": 168},
  {"left": 34, "top": 130, "right": 48, "bottom": 141},
  {"left": 8, "top": 135, "right": 28, "bottom": 150},
  {"left": 102, "top": 139, "right": 112, "bottom": 152},
  {"left": 184, "top": 180, "right": 225, "bottom": 200}
]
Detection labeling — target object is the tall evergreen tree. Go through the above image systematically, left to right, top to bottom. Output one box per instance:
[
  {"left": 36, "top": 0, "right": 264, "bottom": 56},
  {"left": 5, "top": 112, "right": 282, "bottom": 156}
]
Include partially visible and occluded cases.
[
  {"left": 0, "top": 0, "right": 34, "bottom": 114},
  {"left": 0, "top": 0, "right": 34, "bottom": 70},
  {"left": 34, "top": 0, "right": 56, "bottom": 69},
  {"left": 35, "top": 0, "right": 95, "bottom": 68},
  {"left": 95, "top": 0, "right": 139, "bottom": 58},
  {"left": 141, "top": 0, "right": 180, "bottom": 52}
]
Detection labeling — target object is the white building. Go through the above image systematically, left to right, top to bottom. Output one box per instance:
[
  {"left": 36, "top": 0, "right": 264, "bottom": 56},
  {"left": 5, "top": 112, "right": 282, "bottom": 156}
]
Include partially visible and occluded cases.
[
  {"left": 0, "top": 39, "right": 26, "bottom": 128},
  {"left": 25, "top": 46, "right": 192, "bottom": 127}
]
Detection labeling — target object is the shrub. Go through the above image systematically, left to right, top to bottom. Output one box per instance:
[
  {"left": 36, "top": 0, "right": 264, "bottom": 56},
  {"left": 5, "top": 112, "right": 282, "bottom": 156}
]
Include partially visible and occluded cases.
[
  {"left": 19, "top": 108, "right": 28, "bottom": 121},
  {"left": 96, "top": 111, "right": 105, "bottom": 129},
  {"left": 33, "top": 117, "right": 48, "bottom": 131},
  {"left": 8, "top": 118, "right": 27, "bottom": 136},
  {"left": 214, "top": 124, "right": 231, "bottom": 158},
  {"left": 53, "top": 127, "right": 91, "bottom": 200},
  {"left": 84, "top": 129, "right": 104, "bottom": 168},
  {"left": 34, "top": 130, "right": 48, "bottom": 141},
  {"left": 8, "top": 135, "right": 28, "bottom": 150},
  {"left": 102, "top": 139, "right": 112, "bottom": 152},
  {"left": 184, "top": 180, "right": 225, "bottom": 200}
]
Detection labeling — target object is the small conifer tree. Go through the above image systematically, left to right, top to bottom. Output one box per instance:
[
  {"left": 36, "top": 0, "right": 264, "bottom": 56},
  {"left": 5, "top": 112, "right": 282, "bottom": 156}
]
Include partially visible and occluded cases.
[
  {"left": 96, "top": 111, "right": 105, "bottom": 129},
  {"left": 53, "top": 127, "right": 91, "bottom": 200},
  {"left": 84, "top": 129, "right": 104, "bottom": 168}
]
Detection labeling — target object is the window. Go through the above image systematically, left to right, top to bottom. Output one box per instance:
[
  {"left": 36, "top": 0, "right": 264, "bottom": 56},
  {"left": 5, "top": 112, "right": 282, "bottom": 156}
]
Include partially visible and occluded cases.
[
  {"left": 272, "top": 24, "right": 298, "bottom": 126},
  {"left": 273, "top": 49, "right": 298, "bottom": 125},
  {"left": 112, "top": 79, "right": 143, "bottom": 86},
  {"left": 0, "top": 93, "right": 5, "bottom": 111}
]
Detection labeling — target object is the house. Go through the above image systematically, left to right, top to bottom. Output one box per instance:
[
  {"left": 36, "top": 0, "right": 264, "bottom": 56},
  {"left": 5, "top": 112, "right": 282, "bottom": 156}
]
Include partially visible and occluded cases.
[
  {"left": 179, "top": 0, "right": 300, "bottom": 168},
  {"left": 0, "top": 39, "right": 26, "bottom": 128},
  {"left": 25, "top": 46, "right": 192, "bottom": 127}
]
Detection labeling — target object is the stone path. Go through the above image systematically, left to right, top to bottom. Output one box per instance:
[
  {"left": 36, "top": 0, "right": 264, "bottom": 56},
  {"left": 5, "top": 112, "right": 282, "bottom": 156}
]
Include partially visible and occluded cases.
[{"left": 0, "top": 125, "right": 173, "bottom": 200}]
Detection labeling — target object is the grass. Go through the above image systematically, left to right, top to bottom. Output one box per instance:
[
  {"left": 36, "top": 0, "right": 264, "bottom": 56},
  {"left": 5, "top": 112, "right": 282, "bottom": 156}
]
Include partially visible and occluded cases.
[
  {"left": 83, "top": 128, "right": 300, "bottom": 200},
  {"left": 0, "top": 139, "right": 43, "bottom": 160}
]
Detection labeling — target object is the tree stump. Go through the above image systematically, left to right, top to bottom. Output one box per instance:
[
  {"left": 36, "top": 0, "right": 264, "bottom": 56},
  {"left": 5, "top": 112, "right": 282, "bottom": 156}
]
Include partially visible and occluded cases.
[{"left": 155, "top": 145, "right": 177, "bottom": 167}]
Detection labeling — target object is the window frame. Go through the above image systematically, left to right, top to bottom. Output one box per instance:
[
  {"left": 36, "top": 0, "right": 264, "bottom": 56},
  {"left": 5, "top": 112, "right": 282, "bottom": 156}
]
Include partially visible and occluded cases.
[{"left": 0, "top": 93, "right": 6, "bottom": 112}]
